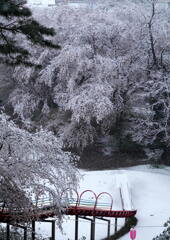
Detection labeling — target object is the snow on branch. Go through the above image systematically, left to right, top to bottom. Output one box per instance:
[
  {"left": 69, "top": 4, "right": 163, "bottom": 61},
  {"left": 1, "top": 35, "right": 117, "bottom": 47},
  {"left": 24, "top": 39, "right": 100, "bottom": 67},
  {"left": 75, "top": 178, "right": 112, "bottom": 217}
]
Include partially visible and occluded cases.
[{"left": 0, "top": 113, "right": 79, "bottom": 224}]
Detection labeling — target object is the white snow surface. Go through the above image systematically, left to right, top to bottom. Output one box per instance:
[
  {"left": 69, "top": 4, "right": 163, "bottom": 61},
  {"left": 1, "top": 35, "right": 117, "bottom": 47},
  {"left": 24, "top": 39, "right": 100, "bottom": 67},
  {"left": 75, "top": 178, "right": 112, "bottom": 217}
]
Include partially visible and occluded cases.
[
  {"left": 27, "top": 0, "right": 55, "bottom": 6},
  {"left": 27, "top": 0, "right": 85, "bottom": 7},
  {"left": 36, "top": 165, "right": 170, "bottom": 239}
]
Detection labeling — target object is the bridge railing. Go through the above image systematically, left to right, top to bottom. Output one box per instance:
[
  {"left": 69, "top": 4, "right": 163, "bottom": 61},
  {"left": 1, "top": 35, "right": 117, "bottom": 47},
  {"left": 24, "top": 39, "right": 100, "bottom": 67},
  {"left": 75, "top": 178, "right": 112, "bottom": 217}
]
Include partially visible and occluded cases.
[{"left": 31, "top": 189, "right": 114, "bottom": 212}]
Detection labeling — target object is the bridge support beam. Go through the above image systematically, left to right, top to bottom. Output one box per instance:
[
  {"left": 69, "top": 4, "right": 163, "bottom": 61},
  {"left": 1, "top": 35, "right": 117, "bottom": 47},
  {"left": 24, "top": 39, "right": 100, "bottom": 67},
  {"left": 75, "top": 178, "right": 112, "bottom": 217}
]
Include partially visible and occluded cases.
[
  {"left": 75, "top": 215, "right": 79, "bottom": 240},
  {"left": 78, "top": 216, "right": 96, "bottom": 240},
  {"left": 91, "top": 216, "right": 95, "bottom": 240},
  {"left": 96, "top": 217, "right": 111, "bottom": 239},
  {"left": 115, "top": 218, "right": 118, "bottom": 233},
  {"left": 39, "top": 219, "right": 56, "bottom": 240},
  {"left": 51, "top": 220, "right": 55, "bottom": 240},
  {"left": 108, "top": 220, "right": 111, "bottom": 238},
  {"left": 32, "top": 221, "right": 35, "bottom": 240},
  {"left": 6, "top": 223, "right": 10, "bottom": 240},
  {"left": 6, "top": 223, "right": 27, "bottom": 240},
  {"left": 16, "top": 224, "right": 27, "bottom": 240},
  {"left": 24, "top": 227, "right": 27, "bottom": 240}
]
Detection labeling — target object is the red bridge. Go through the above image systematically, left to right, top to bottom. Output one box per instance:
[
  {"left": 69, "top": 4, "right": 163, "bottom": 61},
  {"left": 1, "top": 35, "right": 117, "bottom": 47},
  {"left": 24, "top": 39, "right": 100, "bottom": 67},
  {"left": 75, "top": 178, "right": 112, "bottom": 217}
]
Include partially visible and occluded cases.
[{"left": 0, "top": 189, "right": 137, "bottom": 240}]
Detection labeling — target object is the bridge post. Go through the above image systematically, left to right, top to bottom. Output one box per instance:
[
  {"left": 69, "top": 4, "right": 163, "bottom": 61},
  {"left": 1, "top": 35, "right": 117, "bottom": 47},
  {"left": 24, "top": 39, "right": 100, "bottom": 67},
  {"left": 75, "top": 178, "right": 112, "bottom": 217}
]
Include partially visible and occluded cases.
[
  {"left": 75, "top": 215, "right": 79, "bottom": 240},
  {"left": 91, "top": 216, "right": 95, "bottom": 240},
  {"left": 95, "top": 217, "right": 110, "bottom": 239},
  {"left": 115, "top": 218, "right": 118, "bottom": 233},
  {"left": 108, "top": 220, "right": 111, "bottom": 238},
  {"left": 32, "top": 221, "right": 35, "bottom": 240},
  {"left": 51, "top": 221, "right": 55, "bottom": 240},
  {"left": 6, "top": 223, "right": 10, "bottom": 240},
  {"left": 24, "top": 227, "right": 27, "bottom": 240}
]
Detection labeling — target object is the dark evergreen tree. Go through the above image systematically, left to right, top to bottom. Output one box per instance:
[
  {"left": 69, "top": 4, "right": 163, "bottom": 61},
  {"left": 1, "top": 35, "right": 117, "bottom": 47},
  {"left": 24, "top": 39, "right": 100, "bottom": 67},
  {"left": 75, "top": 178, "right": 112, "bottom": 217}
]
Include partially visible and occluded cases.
[
  {"left": 0, "top": 0, "right": 59, "bottom": 66},
  {"left": 153, "top": 218, "right": 170, "bottom": 239}
]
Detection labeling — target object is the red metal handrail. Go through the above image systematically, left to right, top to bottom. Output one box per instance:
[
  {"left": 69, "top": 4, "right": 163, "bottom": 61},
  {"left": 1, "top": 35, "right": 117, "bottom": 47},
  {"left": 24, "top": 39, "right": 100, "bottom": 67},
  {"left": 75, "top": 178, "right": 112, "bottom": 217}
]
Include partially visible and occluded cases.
[
  {"left": 61, "top": 188, "right": 79, "bottom": 208},
  {"left": 79, "top": 190, "right": 97, "bottom": 210},
  {"left": 94, "top": 192, "right": 113, "bottom": 211}
]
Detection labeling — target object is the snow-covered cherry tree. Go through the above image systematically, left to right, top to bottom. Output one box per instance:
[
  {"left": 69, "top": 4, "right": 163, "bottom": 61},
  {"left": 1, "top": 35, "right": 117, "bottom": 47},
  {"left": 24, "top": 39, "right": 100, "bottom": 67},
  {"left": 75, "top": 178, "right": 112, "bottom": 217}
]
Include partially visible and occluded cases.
[{"left": 0, "top": 113, "right": 78, "bottom": 224}]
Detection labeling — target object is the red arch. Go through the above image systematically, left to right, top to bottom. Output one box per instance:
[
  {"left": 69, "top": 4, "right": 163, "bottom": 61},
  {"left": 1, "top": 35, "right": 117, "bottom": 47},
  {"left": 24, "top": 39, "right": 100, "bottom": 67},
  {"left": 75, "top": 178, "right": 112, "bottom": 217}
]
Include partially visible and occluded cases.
[
  {"left": 61, "top": 188, "right": 79, "bottom": 208},
  {"left": 79, "top": 190, "right": 97, "bottom": 209},
  {"left": 95, "top": 192, "right": 113, "bottom": 211}
]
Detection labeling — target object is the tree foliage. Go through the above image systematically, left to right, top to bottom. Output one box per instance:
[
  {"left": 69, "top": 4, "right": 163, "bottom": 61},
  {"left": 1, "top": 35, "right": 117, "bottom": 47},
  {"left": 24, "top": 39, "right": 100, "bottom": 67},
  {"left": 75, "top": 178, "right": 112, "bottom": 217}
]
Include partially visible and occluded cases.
[{"left": 3, "top": 0, "right": 170, "bottom": 161}]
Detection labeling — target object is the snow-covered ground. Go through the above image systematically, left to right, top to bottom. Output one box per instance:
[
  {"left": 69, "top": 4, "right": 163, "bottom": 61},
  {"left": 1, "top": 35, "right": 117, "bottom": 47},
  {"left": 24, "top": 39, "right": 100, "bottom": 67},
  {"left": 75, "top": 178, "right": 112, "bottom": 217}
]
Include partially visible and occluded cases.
[
  {"left": 27, "top": 0, "right": 88, "bottom": 7},
  {"left": 27, "top": 0, "right": 56, "bottom": 5},
  {"left": 36, "top": 165, "right": 170, "bottom": 240}
]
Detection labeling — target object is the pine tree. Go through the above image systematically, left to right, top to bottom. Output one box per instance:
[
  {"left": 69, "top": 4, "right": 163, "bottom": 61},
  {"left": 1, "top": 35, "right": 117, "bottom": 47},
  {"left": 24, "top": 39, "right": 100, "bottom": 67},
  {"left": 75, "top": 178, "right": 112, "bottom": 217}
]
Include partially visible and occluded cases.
[
  {"left": 0, "top": 0, "right": 59, "bottom": 66},
  {"left": 153, "top": 218, "right": 170, "bottom": 239}
]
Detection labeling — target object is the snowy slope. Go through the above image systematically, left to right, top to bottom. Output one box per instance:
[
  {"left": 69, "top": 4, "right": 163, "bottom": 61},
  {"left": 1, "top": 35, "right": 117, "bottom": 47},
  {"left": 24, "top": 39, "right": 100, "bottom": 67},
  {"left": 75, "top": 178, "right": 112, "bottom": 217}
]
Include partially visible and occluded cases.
[{"left": 36, "top": 165, "right": 170, "bottom": 240}]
